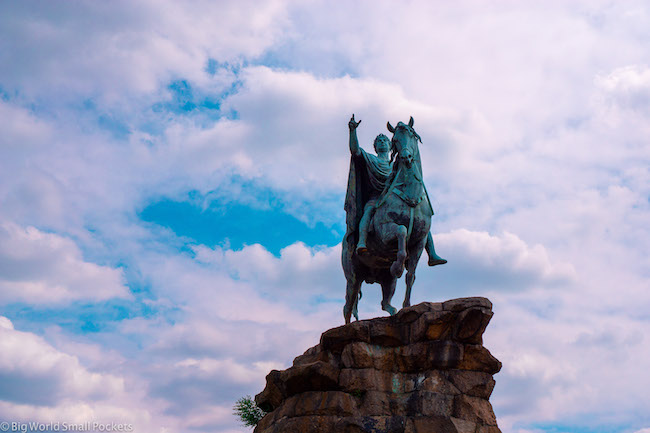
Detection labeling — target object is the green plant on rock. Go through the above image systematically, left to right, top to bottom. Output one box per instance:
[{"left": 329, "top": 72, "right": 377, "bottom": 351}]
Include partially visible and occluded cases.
[{"left": 233, "top": 395, "right": 267, "bottom": 427}]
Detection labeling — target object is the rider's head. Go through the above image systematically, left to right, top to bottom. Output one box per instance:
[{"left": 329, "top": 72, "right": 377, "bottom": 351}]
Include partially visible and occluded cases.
[{"left": 373, "top": 134, "right": 390, "bottom": 154}]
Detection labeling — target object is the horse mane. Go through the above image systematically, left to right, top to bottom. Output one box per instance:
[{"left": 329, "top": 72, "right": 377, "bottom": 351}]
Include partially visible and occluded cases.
[
  {"left": 394, "top": 122, "right": 422, "bottom": 142},
  {"left": 402, "top": 124, "right": 422, "bottom": 143},
  {"left": 390, "top": 142, "right": 398, "bottom": 163}
]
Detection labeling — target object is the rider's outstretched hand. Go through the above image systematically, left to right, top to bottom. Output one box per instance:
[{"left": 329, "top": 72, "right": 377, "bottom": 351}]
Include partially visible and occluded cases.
[{"left": 349, "top": 114, "right": 361, "bottom": 131}]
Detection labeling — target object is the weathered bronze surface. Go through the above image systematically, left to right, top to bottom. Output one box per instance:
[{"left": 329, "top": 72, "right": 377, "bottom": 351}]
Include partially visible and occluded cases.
[{"left": 342, "top": 115, "right": 446, "bottom": 324}]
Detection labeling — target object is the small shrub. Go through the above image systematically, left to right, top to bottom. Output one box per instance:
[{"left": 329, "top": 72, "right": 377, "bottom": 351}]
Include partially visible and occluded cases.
[{"left": 233, "top": 395, "right": 267, "bottom": 427}]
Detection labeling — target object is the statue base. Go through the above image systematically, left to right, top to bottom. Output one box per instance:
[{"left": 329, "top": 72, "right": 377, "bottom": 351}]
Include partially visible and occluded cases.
[{"left": 255, "top": 297, "right": 502, "bottom": 433}]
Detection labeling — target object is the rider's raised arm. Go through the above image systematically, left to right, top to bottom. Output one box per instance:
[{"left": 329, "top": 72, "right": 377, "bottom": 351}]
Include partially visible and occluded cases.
[{"left": 348, "top": 114, "right": 361, "bottom": 156}]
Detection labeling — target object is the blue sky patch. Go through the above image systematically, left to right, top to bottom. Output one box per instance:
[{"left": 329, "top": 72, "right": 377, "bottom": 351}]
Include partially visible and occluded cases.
[
  {"left": 205, "top": 58, "right": 241, "bottom": 75},
  {"left": 150, "top": 78, "right": 241, "bottom": 121},
  {"left": 139, "top": 194, "right": 342, "bottom": 255},
  {"left": 2, "top": 297, "right": 161, "bottom": 336},
  {"left": 525, "top": 420, "right": 636, "bottom": 433}
]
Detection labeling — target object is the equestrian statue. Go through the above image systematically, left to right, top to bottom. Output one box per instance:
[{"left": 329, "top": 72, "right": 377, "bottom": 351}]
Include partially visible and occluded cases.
[{"left": 342, "top": 114, "right": 446, "bottom": 324}]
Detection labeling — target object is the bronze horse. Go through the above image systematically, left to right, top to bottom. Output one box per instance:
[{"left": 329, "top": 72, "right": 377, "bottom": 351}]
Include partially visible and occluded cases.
[{"left": 342, "top": 117, "right": 433, "bottom": 324}]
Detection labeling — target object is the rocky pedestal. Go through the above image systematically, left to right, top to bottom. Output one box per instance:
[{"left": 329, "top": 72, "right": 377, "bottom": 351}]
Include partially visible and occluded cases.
[{"left": 254, "top": 297, "right": 502, "bottom": 433}]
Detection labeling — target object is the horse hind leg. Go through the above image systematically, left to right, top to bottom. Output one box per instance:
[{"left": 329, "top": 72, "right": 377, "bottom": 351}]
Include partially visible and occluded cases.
[{"left": 343, "top": 278, "right": 362, "bottom": 324}]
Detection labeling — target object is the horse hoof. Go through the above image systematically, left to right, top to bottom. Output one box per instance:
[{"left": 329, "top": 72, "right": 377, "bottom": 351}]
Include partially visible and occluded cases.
[
  {"left": 390, "top": 262, "right": 404, "bottom": 278},
  {"left": 403, "top": 301, "right": 410, "bottom": 308},
  {"left": 382, "top": 304, "right": 397, "bottom": 316}
]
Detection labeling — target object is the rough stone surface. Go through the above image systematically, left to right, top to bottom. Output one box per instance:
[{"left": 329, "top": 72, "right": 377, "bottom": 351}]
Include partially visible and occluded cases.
[{"left": 255, "top": 297, "right": 502, "bottom": 433}]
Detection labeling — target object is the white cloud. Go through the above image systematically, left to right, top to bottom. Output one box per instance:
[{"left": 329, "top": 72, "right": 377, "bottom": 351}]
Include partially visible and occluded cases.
[
  {"left": 0, "top": 0, "right": 291, "bottom": 104},
  {"left": 0, "top": 1, "right": 649, "bottom": 433},
  {"left": 596, "top": 64, "right": 650, "bottom": 113},
  {"left": 163, "top": 67, "right": 413, "bottom": 191},
  {"left": 0, "top": 101, "right": 53, "bottom": 149},
  {"left": 0, "top": 222, "right": 130, "bottom": 304},
  {"left": 116, "top": 228, "right": 648, "bottom": 433},
  {"left": 191, "top": 229, "right": 575, "bottom": 310},
  {"left": 429, "top": 229, "right": 575, "bottom": 295},
  {"left": 488, "top": 294, "right": 650, "bottom": 432},
  {"left": 0, "top": 317, "right": 123, "bottom": 405},
  {"left": 0, "top": 317, "right": 182, "bottom": 433},
  {"left": 0, "top": 317, "right": 14, "bottom": 330},
  {"left": 175, "top": 358, "right": 279, "bottom": 381}
]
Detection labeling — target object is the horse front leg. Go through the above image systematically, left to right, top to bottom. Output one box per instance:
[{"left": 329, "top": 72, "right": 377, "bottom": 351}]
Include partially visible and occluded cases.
[
  {"left": 374, "top": 221, "right": 406, "bottom": 315},
  {"left": 403, "top": 238, "right": 425, "bottom": 308},
  {"left": 404, "top": 271, "right": 415, "bottom": 309}
]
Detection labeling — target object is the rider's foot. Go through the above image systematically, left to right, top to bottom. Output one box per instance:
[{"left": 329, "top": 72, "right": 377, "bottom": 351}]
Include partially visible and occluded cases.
[{"left": 428, "top": 255, "right": 447, "bottom": 266}]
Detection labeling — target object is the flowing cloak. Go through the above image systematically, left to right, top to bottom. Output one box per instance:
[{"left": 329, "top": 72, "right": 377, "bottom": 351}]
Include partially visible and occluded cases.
[{"left": 343, "top": 148, "right": 392, "bottom": 246}]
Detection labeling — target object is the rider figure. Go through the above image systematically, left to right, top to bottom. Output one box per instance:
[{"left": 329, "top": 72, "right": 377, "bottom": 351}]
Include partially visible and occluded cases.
[
  {"left": 348, "top": 114, "right": 447, "bottom": 266},
  {"left": 349, "top": 115, "right": 391, "bottom": 255}
]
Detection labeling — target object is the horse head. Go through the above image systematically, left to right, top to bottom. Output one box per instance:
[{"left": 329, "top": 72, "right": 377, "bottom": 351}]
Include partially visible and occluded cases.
[{"left": 387, "top": 116, "right": 421, "bottom": 169}]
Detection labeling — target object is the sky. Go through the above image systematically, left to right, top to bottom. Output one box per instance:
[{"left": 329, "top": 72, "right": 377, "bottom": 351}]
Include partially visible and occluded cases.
[{"left": 0, "top": 1, "right": 649, "bottom": 432}]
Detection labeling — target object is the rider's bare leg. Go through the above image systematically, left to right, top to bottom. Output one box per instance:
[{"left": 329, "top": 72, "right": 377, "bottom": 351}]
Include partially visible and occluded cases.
[
  {"left": 356, "top": 203, "right": 375, "bottom": 255},
  {"left": 425, "top": 232, "right": 447, "bottom": 266}
]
